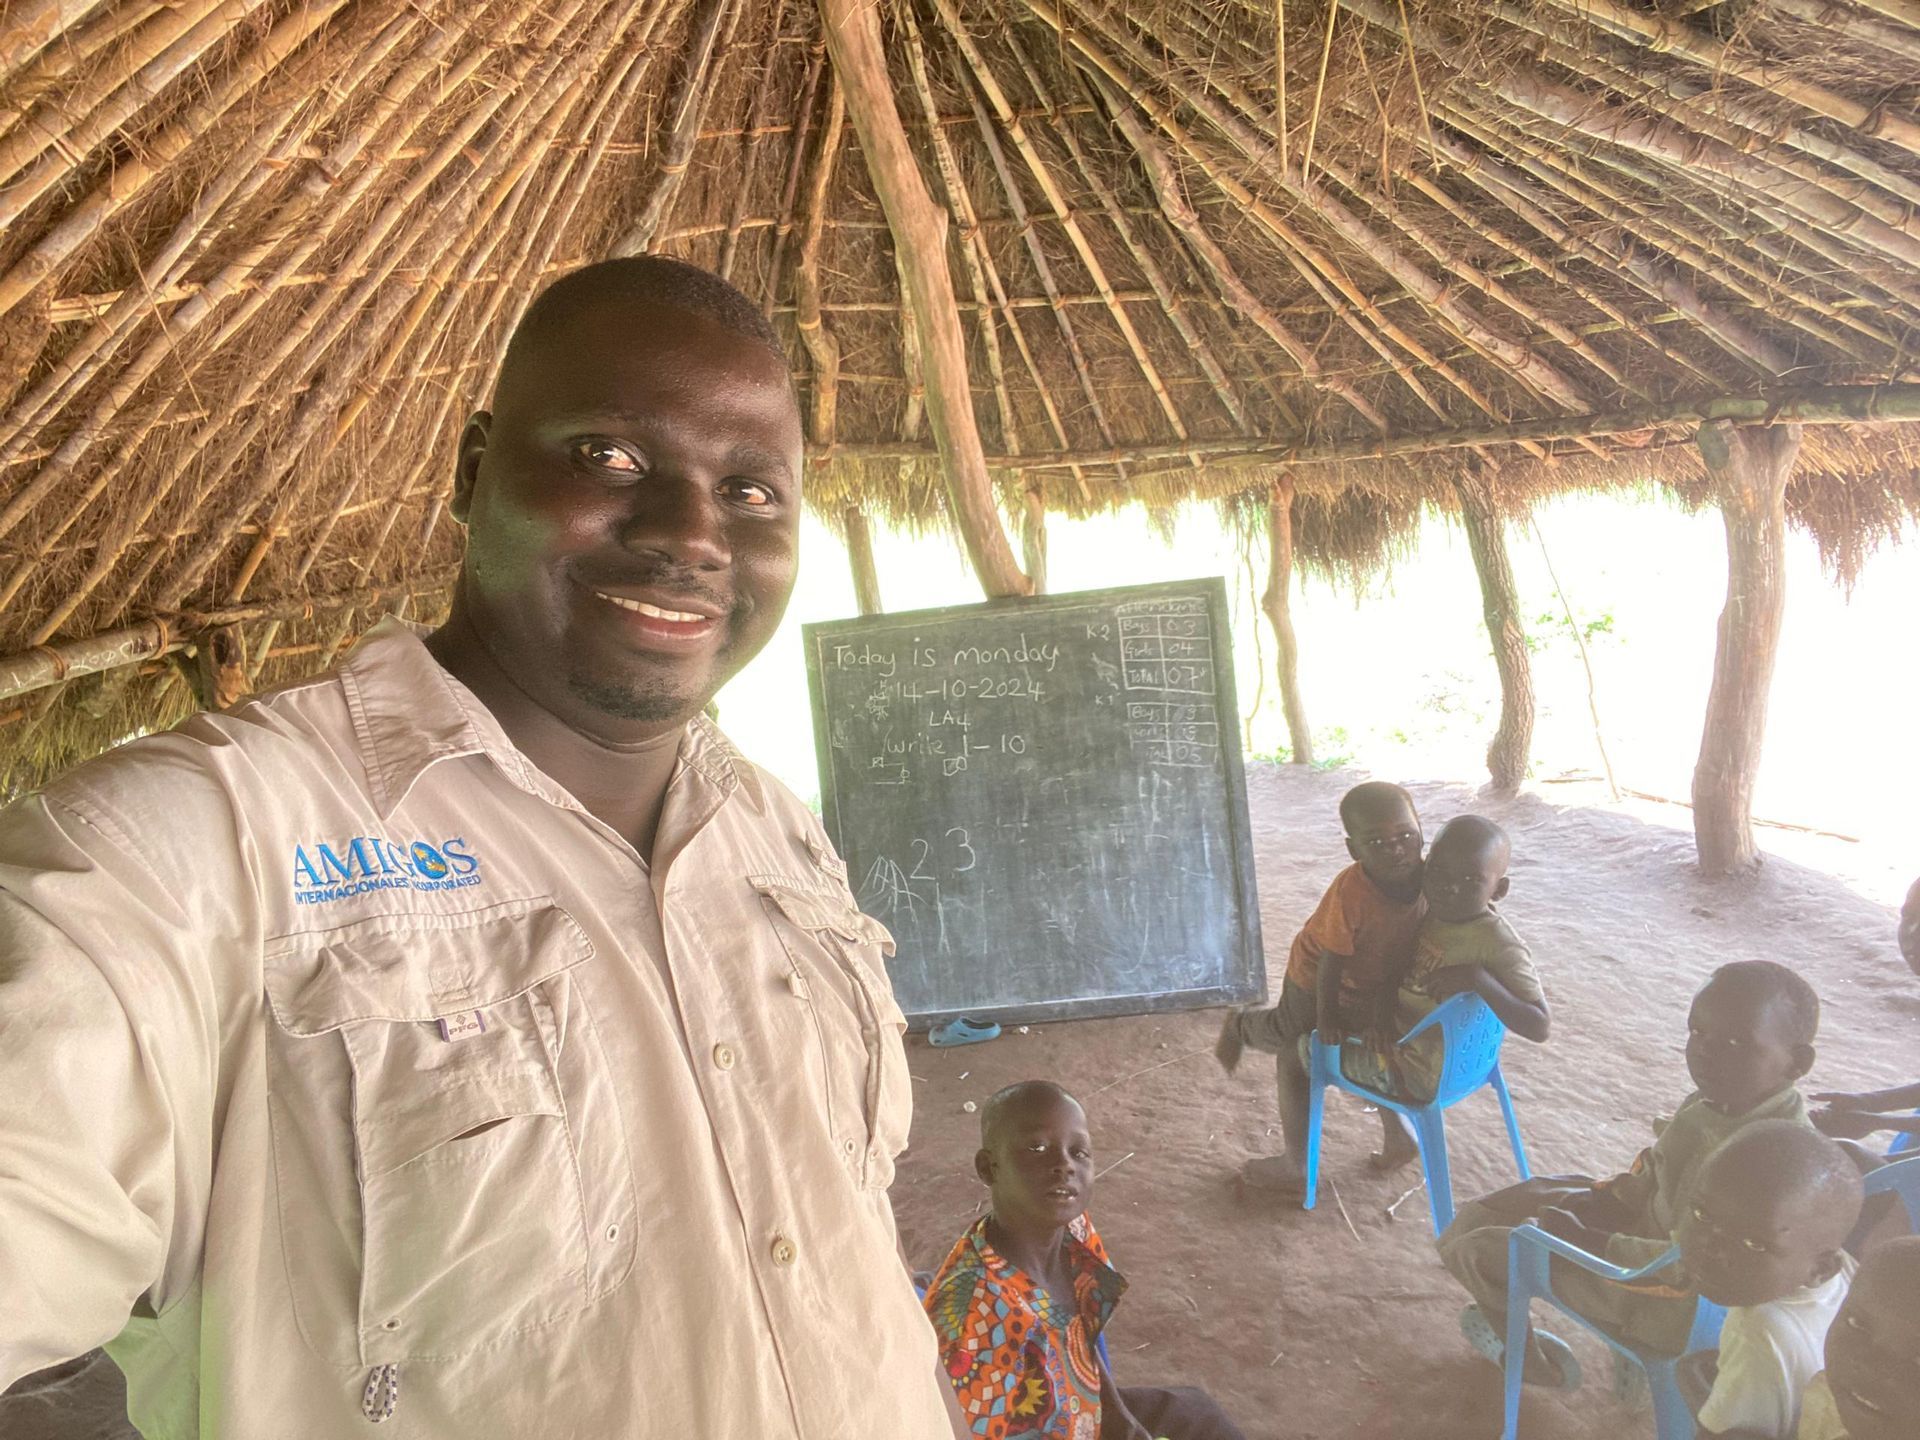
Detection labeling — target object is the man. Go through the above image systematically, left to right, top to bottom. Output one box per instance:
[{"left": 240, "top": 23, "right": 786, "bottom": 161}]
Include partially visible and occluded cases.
[{"left": 0, "top": 257, "right": 958, "bottom": 1437}]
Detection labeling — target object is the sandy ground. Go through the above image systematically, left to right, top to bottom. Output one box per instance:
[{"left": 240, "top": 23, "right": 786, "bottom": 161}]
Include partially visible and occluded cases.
[{"left": 7, "top": 763, "right": 1911, "bottom": 1439}]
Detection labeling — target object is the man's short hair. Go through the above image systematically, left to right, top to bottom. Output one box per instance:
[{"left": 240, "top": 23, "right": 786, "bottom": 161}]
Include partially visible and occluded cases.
[
  {"left": 497, "top": 255, "right": 788, "bottom": 393},
  {"left": 1339, "top": 781, "right": 1415, "bottom": 834},
  {"left": 1706, "top": 960, "right": 1820, "bottom": 1047}
]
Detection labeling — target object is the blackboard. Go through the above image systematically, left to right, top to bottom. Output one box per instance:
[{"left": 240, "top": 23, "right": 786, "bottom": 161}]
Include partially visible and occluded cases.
[{"left": 803, "top": 577, "right": 1266, "bottom": 1026}]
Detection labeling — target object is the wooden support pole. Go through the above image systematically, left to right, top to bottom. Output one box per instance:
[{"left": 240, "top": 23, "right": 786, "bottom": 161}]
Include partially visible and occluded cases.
[
  {"left": 818, "top": 0, "right": 1030, "bottom": 599},
  {"left": 1691, "top": 421, "right": 1802, "bottom": 875},
  {"left": 1452, "top": 461, "right": 1534, "bottom": 794},
  {"left": 1261, "top": 475, "right": 1313, "bottom": 764},
  {"left": 1021, "top": 484, "right": 1048, "bottom": 596},
  {"left": 844, "top": 504, "right": 883, "bottom": 616},
  {"left": 185, "top": 622, "right": 250, "bottom": 710}
]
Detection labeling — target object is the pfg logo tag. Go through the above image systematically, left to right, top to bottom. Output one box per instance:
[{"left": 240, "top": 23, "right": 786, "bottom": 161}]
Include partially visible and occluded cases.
[{"left": 291, "top": 835, "right": 483, "bottom": 905}]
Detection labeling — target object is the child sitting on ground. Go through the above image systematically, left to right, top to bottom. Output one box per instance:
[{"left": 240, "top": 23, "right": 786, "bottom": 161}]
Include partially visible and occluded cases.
[
  {"left": 1215, "top": 781, "right": 1427, "bottom": 1192},
  {"left": 1339, "top": 815, "right": 1549, "bottom": 1102},
  {"left": 1810, "top": 875, "right": 1920, "bottom": 1150},
  {"left": 1437, "top": 960, "right": 1821, "bottom": 1389},
  {"left": 923, "top": 1081, "right": 1247, "bottom": 1440},
  {"left": 1675, "top": 1122, "right": 1863, "bottom": 1438},
  {"left": 1795, "top": 1235, "right": 1920, "bottom": 1440}
]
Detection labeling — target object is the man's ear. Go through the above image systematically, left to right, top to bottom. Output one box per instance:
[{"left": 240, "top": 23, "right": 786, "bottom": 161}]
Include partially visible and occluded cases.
[
  {"left": 452, "top": 412, "right": 491, "bottom": 525},
  {"left": 1492, "top": 877, "right": 1511, "bottom": 902},
  {"left": 1790, "top": 1043, "right": 1817, "bottom": 1082},
  {"left": 974, "top": 1148, "right": 996, "bottom": 1187}
]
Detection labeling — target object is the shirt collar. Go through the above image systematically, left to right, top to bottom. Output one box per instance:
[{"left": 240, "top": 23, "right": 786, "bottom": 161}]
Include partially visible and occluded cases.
[{"left": 337, "top": 618, "right": 763, "bottom": 819}]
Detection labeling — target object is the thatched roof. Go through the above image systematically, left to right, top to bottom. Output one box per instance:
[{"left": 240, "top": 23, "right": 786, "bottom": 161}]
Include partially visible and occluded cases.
[{"left": 4, "top": 0, "right": 1920, "bottom": 788}]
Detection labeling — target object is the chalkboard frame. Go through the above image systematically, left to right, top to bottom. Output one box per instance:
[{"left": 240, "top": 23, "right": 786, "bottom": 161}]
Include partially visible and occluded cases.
[{"left": 803, "top": 576, "right": 1267, "bottom": 1027}]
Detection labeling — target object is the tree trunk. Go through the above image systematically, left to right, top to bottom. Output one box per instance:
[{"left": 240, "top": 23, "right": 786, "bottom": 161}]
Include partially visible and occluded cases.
[
  {"left": 819, "top": 0, "right": 1030, "bottom": 599},
  {"left": 1691, "top": 420, "right": 1802, "bottom": 875},
  {"left": 1453, "top": 462, "right": 1534, "bottom": 794},
  {"left": 1261, "top": 475, "right": 1313, "bottom": 764},
  {"left": 1020, "top": 484, "right": 1048, "bottom": 595},
  {"left": 844, "top": 504, "right": 882, "bottom": 616}
]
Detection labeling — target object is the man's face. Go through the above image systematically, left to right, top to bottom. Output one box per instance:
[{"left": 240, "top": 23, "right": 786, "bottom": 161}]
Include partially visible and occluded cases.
[
  {"left": 452, "top": 299, "right": 803, "bottom": 738},
  {"left": 1344, "top": 799, "right": 1424, "bottom": 896},
  {"left": 1421, "top": 830, "right": 1509, "bottom": 924},
  {"left": 1899, "top": 876, "right": 1919, "bottom": 977},
  {"left": 1684, "top": 980, "right": 1809, "bottom": 1115},
  {"left": 976, "top": 1092, "right": 1096, "bottom": 1233},
  {"left": 1676, "top": 1169, "right": 1836, "bottom": 1308},
  {"left": 1826, "top": 1249, "right": 1920, "bottom": 1440}
]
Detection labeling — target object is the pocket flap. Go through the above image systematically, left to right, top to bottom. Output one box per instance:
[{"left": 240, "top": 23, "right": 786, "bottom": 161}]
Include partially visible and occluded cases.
[
  {"left": 749, "top": 877, "right": 895, "bottom": 956},
  {"left": 264, "top": 897, "right": 594, "bottom": 1035},
  {"left": 361, "top": 1063, "right": 562, "bottom": 1179}
]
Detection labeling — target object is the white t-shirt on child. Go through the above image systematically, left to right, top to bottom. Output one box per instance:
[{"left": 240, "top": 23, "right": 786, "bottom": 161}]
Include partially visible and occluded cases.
[{"left": 1697, "top": 1255, "right": 1857, "bottom": 1439}]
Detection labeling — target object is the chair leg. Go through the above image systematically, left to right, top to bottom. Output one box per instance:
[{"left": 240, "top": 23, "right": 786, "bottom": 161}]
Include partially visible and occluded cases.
[
  {"left": 1303, "top": 1053, "right": 1326, "bottom": 1213},
  {"left": 1492, "top": 1065, "right": 1530, "bottom": 1181},
  {"left": 1414, "top": 1108, "right": 1453, "bottom": 1237},
  {"left": 1501, "top": 1248, "right": 1535, "bottom": 1440},
  {"left": 1646, "top": 1359, "right": 1697, "bottom": 1440}
]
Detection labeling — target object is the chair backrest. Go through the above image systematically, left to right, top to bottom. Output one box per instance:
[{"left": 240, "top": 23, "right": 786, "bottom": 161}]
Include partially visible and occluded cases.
[
  {"left": 1430, "top": 993, "right": 1510, "bottom": 1105},
  {"left": 1888, "top": 1110, "right": 1917, "bottom": 1156},
  {"left": 1864, "top": 1153, "right": 1920, "bottom": 1231}
]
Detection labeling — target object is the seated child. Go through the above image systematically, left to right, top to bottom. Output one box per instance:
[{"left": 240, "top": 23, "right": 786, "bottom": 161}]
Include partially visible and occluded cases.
[
  {"left": 1215, "top": 781, "right": 1427, "bottom": 1191},
  {"left": 1340, "top": 815, "right": 1549, "bottom": 1102},
  {"left": 1810, "top": 875, "right": 1920, "bottom": 1150},
  {"left": 1437, "top": 960, "right": 1821, "bottom": 1387},
  {"left": 924, "top": 1081, "right": 1246, "bottom": 1440},
  {"left": 1675, "top": 1121, "right": 1863, "bottom": 1439},
  {"left": 1795, "top": 1235, "right": 1920, "bottom": 1440}
]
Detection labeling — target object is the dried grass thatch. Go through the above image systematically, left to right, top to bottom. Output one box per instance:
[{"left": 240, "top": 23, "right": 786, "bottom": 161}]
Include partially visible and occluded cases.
[{"left": 4, "top": 0, "right": 1920, "bottom": 786}]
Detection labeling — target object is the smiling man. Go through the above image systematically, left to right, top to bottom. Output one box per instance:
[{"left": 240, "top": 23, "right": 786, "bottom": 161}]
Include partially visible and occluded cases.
[{"left": 0, "top": 258, "right": 956, "bottom": 1437}]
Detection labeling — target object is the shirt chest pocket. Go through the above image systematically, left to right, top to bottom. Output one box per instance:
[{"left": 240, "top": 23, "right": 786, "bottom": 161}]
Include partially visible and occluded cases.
[
  {"left": 750, "top": 876, "right": 911, "bottom": 1190},
  {"left": 262, "top": 898, "right": 638, "bottom": 1367}
]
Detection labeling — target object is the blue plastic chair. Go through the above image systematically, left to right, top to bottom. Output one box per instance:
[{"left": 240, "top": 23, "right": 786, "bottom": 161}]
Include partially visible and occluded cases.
[
  {"left": 1303, "top": 991, "right": 1530, "bottom": 1236},
  {"left": 1886, "top": 1108, "right": 1917, "bottom": 1157},
  {"left": 1865, "top": 1153, "right": 1920, "bottom": 1229},
  {"left": 1501, "top": 1226, "right": 1725, "bottom": 1440}
]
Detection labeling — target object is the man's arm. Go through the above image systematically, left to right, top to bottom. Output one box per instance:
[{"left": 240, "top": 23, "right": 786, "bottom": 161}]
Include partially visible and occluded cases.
[
  {"left": 1313, "top": 949, "right": 1350, "bottom": 1041},
  {"left": 895, "top": 1233, "right": 972, "bottom": 1438}
]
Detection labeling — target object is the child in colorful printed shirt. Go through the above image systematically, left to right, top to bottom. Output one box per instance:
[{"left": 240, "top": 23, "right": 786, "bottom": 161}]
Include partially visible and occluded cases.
[
  {"left": 923, "top": 1081, "right": 1246, "bottom": 1440},
  {"left": 1676, "top": 1122, "right": 1863, "bottom": 1439},
  {"left": 1795, "top": 1235, "right": 1920, "bottom": 1440}
]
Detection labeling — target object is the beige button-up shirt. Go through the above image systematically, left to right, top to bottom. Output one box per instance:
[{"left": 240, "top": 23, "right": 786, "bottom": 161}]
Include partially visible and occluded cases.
[{"left": 0, "top": 620, "right": 949, "bottom": 1438}]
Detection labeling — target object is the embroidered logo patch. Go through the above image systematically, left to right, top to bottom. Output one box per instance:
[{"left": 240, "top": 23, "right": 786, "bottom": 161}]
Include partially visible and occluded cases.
[{"left": 291, "top": 835, "right": 484, "bottom": 905}]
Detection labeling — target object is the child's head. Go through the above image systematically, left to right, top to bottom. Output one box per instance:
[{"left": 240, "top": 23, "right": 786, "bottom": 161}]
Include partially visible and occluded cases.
[
  {"left": 1340, "top": 781, "right": 1423, "bottom": 898},
  {"left": 1420, "top": 815, "right": 1511, "bottom": 923},
  {"left": 1899, "top": 875, "right": 1919, "bottom": 977},
  {"left": 1685, "top": 961, "right": 1818, "bottom": 1115},
  {"left": 975, "top": 1080, "right": 1094, "bottom": 1234},
  {"left": 1677, "top": 1120, "right": 1862, "bottom": 1308},
  {"left": 1825, "top": 1234, "right": 1920, "bottom": 1440}
]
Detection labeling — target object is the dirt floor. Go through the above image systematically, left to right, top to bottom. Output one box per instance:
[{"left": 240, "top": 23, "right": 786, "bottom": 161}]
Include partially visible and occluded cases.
[{"left": 6, "top": 763, "right": 1911, "bottom": 1439}]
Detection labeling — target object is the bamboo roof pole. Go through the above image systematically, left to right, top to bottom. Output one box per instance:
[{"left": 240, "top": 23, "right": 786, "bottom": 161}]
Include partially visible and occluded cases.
[
  {"left": 0, "top": 0, "right": 349, "bottom": 323},
  {"left": 0, "top": 0, "right": 107, "bottom": 79},
  {"left": 0, "top": 0, "right": 514, "bottom": 603},
  {"left": 0, "top": 0, "right": 165, "bottom": 131},
  {"left": 22, "top": 0, "right": 574, "bottom": 642},
  {"left": 145, "top": 0, "right": 631, "bottom": 614},
  {"left": 613, "top": 0, "right": 741, "bottom": 256},
  {"left": 717, "top": 0, "right": 789, "bottom": 279},
  {"left": 817, "top": 0, "right": 1029, "bottom": 598},
  {"left": 930, "top": 0, "right": 1194, "bottom": 449},
  {"left": 1336, "top": 0, "right": 1920, "bottom": 275},
  {"left": 1545, "top": 0, "right": 1920, "bottom": 161},
  {"left": 1769, "top": 0, "right": 1920, "bottom": 66},
  {"left": 1848, "top": 0, "right": 1920, "bottom": 32},
  {"left": 0, "top": 7, "right": 418, "bottom": 473},
  {"left": 357, "top": 37, "right": 669, "bottom": 582},
  {"left": 761, "top": 43, "right": 824, "bottom": 311},
  {"left": 1094, "top": 84, "right": 1387, "bottom": 433},
  {"left": 1442, "top": 101, "right": 1882, "bottom": 366},
  {"left": 1423, "top": 116, "right": 1790, "bottom": 379},
  {"left": 1690, "top": 420, "right": 1803, "bottom": 875}
]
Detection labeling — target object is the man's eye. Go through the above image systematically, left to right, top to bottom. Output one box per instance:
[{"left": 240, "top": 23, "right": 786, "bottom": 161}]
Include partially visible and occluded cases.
[
  {"left": 574, "top": 440, "right": 642, "bottom": 473},
  {"left": 727, "top": 480, "right": 775, "bottom": 507}
]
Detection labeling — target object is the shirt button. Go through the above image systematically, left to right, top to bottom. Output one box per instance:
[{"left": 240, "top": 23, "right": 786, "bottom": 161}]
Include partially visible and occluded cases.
[
  {"left": 786, "top": 972, "right": 807, "bottom": 999},
  {"left": 712, "top": 1042, "right": 736, "bottom": 1071},
  {"left": 770, "top": 1235, "right": 798, "bottom": 1267}
]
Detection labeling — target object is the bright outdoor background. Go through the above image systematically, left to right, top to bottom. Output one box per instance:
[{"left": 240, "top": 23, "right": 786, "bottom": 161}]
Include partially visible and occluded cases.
[{"left": 714, "top": 489, "right": 1918, "bottom": 906}]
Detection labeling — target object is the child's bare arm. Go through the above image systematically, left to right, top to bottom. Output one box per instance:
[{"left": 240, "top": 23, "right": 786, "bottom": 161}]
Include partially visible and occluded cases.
[
  {"left": 1313, "top": 950, "right": 1350, "bottom": 1040},
  {"left": 1423, "top": 964, "right": 1551, "bottom": 1042},
  {"left": 1812, "top": 1080, "right": 1920, "bottom": 1111}
]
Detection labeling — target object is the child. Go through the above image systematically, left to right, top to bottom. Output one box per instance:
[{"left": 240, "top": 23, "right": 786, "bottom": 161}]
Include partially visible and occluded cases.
[
  {"left": 1215, "top": 781, "right": 1427, "bottom": 1191},
  {"left": 1341, "top": 815, "right": 1549, "bottom": 1102},
  {"left": 1810, "top": 875, "right": 1920, "bottom": 1148},
  {"left": 1437, "top": 960, "right": 1821, "bottom": 1387},
  {"left": 923, "top": 1081, "right": 1246, "bottom": 1440},
  {"left": 1675, "top": 1122, "right": 1864, "bottom": 1439},
  {"left": 1796, "top": 1235, "right": 1920, "bottom": 1440}
]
